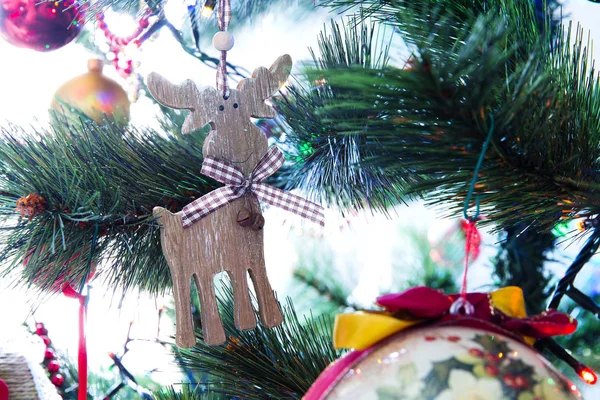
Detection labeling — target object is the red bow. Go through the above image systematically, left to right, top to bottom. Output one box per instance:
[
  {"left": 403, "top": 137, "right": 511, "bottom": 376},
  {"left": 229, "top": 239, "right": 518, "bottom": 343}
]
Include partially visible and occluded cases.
[{"left": 377, "top": 286, "right": 576, "bottom": 339}]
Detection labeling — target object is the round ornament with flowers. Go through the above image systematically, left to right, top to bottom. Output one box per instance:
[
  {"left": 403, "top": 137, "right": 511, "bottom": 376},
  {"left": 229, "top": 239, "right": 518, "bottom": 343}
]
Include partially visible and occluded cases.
[
  {"left": 305, "top": 286, "right": 585, "bottom": 400},
  {"left": 318, "top": 325, "right": 580, "bottom": 400}
]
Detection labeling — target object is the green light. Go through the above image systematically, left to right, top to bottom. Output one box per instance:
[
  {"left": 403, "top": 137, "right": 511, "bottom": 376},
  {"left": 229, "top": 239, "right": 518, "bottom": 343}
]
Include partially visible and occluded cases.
[
  {"left": 45, "top": 44, "right": 50, "bottom": 49},
  {"left": 298, "top": 142, "right": 314, "bottom": 157},
  {"left": 553, "top": 221, "right": 571, "bottom": 237}
]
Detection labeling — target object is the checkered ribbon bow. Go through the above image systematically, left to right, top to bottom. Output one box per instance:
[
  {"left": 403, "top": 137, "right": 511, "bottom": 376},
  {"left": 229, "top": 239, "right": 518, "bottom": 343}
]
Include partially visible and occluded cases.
[{"left": 181, "top": 147, "right": 325, "bottom": 228}]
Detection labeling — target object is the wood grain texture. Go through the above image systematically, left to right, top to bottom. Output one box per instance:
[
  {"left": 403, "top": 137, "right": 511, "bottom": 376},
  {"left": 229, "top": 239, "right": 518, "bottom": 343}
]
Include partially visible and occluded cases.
[{"left": 148, "top": 55, "right": 292, "bottom": 347}]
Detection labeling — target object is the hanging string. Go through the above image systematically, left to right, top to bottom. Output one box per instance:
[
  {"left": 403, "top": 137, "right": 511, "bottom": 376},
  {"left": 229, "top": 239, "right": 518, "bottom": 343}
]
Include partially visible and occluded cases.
[
  {"left": 216, "top": 0, "right": 231, "bottom": 98},
  {"left": 450, "top": 114, "right": 495, "bottom": 315},
  {"left": 462, "top": 115, "right": 495, "bottom": 221}
]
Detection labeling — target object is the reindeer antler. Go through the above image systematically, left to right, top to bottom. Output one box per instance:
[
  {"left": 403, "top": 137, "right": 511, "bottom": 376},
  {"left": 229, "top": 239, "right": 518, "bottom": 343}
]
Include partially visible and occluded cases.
[
  {"left": 238, "top": 55, "right": 292, "bottom": 101},
  {"left": 147, "top": 73, "right": 219, "bottom": 134},
  {"left": 147, "top": 73, "right": 202, "bottom": 110}
]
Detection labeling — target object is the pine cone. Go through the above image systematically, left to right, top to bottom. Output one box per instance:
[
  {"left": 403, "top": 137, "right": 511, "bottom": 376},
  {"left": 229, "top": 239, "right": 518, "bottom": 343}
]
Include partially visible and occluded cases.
[{"left": 16, "top": 193, "right": 47, "bottom": 219}]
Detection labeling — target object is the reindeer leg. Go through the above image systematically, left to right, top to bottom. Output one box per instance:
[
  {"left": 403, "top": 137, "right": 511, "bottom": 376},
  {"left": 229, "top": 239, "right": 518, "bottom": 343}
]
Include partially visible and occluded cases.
[
  {"left": 248, "top": 266, "right": 283, "bottom": 328},
  {"left": 227, "top": 269, "right": 257, "bottom": 330},
  {"left": 172, "top": 270, "right": 197, "bottom": 348},
  {"left": 194, "top": 274, "right": 226, "bottom": 345}
]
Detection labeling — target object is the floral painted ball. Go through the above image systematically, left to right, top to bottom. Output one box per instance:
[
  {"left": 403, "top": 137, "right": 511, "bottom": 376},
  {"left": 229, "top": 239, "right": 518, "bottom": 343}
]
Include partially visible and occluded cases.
[{"left": 307, "top": 325, "right": 582, "bottom": 400}]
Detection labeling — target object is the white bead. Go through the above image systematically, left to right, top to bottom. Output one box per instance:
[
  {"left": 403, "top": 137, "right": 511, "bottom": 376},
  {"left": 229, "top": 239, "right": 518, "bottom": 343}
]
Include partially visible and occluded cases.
[{"left": 212, "top": 31, "right": 235, "bottom": 51}]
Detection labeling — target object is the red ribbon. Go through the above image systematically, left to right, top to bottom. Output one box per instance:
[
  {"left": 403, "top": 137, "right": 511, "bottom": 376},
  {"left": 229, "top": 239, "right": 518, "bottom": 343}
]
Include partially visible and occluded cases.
[
  {"left": 62, "top": 284, "right": 88, "bottom": 400},
  {"left": 376, "top": 287, "right": 577, "bottom": 339}
]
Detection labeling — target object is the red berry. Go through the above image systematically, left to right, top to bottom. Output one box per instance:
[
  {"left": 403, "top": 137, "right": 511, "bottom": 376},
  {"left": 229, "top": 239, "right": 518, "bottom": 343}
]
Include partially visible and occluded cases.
[
  {"left": 35, "top": 323, "right": 48, "bottom": 336},
  {"left": 36, "top": 327, "right": 48, "bottom": 336},
  {"left": 40, "top": 335, "right": 51, "bottom": 346},
  {"left": 424, "top": 336, "right": 436, "bottom": 341},
  {"left": 447, "top": 336, "right": 461, "bottom": 342},
  {"left": 469, "top": 348, "right": 484, "bottom": 357},
  {"left": 44, "top": 349, "right": 55, "bottom": 360},
  {"left": 485, "top": 353, "right": 501, "bottom": 363},
  {"left": 47, "top": 360, "right": 60, "bottom": 373},
  {"left": 484, "top": 364, "right": 499, "bottom": 376},
  {"left": 51, "top": 374, "right": 64, "bottom": 387},
  {"left": 503, "top": 374, "right": 518, "bottom": 388},
  {"left": 513, "top": 376, "right": 529, "bottom": 388}
]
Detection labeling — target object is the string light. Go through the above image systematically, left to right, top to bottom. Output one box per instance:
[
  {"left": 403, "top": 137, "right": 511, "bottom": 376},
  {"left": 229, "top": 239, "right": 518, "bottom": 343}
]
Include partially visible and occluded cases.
[
  {"left": 202, "top": 0, "right": 216, "bottom": 17},
  {"left": 577, "top": 365, "right": 597, "bottom": 385}
]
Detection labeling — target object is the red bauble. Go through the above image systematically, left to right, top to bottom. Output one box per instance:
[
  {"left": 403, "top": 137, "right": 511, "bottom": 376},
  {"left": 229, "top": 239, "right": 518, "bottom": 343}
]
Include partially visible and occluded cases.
[
  {"left": 0, "top": 0, "right": 84, "bottom": 51},
  {"left": 44, "top": 349, "right": 55, "bottom": 359},
  {"left": 47, "top": 360, "right": 60, "bottom": 373},
  {"left": 51, "top": 374, "right": 64, "bottom": 387}
]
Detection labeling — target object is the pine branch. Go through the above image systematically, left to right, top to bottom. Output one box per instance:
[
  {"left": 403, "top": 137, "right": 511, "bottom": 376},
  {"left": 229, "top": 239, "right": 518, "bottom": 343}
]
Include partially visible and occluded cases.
[
  {"left": 278, "top": 0, "right": 600, "bottom": 233},
  {"left": 273, "top": 18, "right": 407, "bottom": 213},
  {"left": 0, "top": 118, "right": 219, "bottom": 293},
  {"left": 292, "top": 266, "right": 354, "bottom": 310},
  {"left": 175, "top": 282, "right": 341, "bottom": 399},
  {"left": 154, "top": 385, "right": 229, "bottom": 400}
]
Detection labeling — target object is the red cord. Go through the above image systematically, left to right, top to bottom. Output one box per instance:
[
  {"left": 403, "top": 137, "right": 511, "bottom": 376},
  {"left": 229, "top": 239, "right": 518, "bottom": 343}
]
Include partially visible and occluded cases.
[
  {"left": 461, "top": 219, "right": 477, "bottom": 301},
  {"left": 62, "top": 284, "right": 88, "bottom": 400},
  {"left": 78, "top": 295, "right": 87, "bottom": 400}
]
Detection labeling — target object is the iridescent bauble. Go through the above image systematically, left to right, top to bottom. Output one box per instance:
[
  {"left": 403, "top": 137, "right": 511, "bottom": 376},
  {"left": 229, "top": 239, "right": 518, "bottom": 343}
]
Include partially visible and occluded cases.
[
  {"left": 0, "top": 0, "right": 84, "bottom": 51},
  {"left": 51, "top": 59, "right": 130, "bottom": 125},
  {"left": 306, "top": 325, "right": 582, "bottom": 400}
]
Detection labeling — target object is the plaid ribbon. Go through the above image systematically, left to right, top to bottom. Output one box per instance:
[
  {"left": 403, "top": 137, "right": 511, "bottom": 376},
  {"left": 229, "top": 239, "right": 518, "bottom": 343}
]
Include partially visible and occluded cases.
[
  {"left": 216, "top": 0, "right": 231, "bottom": 97},
  {"left": 216, "top": 0, "right": 231, "bottom": 31},
  {"left": 182, "top": 147, "right": 325, "bottom": 228}
]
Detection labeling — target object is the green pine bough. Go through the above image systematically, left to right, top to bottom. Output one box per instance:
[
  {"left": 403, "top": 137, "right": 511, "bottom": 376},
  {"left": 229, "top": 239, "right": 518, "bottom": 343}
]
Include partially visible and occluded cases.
[
  {"left": 278, "top": 0, "right": 600, "bottom": 232},
  {"left": 0, "top": 118, "right": 219, "bottom": 293},
  {"left": 155, "top": 285, "right": 340, "bottom": 399}
]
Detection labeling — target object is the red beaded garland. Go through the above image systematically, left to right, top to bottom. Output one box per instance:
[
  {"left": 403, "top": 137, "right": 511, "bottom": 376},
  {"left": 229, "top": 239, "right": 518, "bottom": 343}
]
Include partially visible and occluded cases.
[
  {"left": 96, "top": 10, "right": 151, "bottom": 78},
  {"left": 36, "top": 326, "right": 48, "bottom": 336},
  {"left": 40, "top": 335, "right": 51, "bottom": 346},
  {"left": 44, "top": 349, "right": 55, "bottom": 360},
  {"left": 48, "top": 360, "right": 61, "bottom": 373},
  {"left": 51, "top": 374, "right": 64, "bottom": 387}
]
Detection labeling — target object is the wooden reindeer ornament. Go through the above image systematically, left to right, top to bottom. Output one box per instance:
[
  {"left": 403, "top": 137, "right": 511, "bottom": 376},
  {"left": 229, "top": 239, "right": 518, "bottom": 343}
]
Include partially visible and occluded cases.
[{"left": 147, "top": 55, "right": 325, "bottom": 347}]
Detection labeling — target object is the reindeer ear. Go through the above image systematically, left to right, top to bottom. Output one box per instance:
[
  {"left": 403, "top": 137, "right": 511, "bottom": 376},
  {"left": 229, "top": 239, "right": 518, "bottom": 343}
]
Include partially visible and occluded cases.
[
  {"left": 237, "top": 54, "right": 292, "bottom": 100},
  {"left": 268, "top": 54, "right": 293, "bottom": 90},
  {"left": 147, "top": 73, "right": 218, "bottom": 135}
]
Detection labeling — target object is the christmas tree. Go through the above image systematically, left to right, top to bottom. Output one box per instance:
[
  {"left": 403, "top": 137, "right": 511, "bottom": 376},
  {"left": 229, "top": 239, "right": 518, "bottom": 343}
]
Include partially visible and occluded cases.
[{"left": 1, "top": 0, "right": 600, "bottom": 398}]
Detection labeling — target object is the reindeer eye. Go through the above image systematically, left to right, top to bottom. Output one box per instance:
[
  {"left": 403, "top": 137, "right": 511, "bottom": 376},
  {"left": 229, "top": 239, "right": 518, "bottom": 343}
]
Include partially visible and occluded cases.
[
  {"left": 233, "top": 103, "right": 239, "bottom": 109},
  {"left": 218, "top": 105, "right": 224, "bottom": 111}
]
